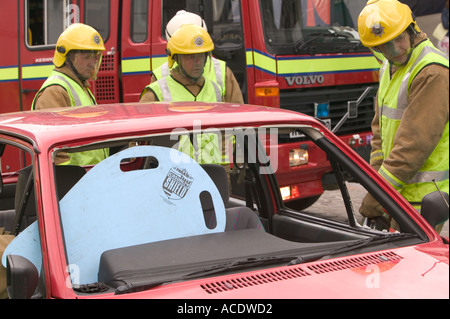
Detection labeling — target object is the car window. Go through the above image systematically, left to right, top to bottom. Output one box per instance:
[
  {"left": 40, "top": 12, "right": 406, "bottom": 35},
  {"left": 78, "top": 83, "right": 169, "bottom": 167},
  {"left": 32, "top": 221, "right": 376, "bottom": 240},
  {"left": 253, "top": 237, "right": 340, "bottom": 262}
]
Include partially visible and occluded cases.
[{"left": 130, "top": 0, "right": 149, "bottom": 43}]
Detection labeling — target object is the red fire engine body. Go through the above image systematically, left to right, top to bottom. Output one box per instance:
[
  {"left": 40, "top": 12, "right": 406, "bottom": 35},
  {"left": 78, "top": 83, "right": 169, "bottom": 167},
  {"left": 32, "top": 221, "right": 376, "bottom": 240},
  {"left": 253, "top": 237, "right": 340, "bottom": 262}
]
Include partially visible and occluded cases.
[{"left": 0, "top": 0, "right": 380, "bottom": 208}]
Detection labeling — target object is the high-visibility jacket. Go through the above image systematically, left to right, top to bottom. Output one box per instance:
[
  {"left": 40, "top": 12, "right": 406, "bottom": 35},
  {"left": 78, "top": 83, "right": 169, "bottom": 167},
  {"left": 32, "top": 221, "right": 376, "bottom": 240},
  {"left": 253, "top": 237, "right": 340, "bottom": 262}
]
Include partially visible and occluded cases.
[
  {"left": 376, "top": 39, "right": 449, "bottom": 208},
  {"left": 152, "top": 56, "right": 227, "bottom": 97},
  {"left": 32, "top": 70, "right": 108, "bottom": 166},
  {"left": 32, "top": 70, "right": 96, "bottom": 108},
  {"left": 146, "top": 74, "right": 223, "bottom": 103},
  {"left": 145, "top": 75, "right": 227, "bottom": 164}
]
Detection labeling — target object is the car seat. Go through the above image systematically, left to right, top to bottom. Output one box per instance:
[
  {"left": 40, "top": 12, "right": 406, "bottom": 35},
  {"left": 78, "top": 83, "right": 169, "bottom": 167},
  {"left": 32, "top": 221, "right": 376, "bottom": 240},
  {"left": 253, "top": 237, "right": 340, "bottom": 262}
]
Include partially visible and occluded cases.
[{"left": 201, "top": 164, "right": 264, "bottom": 231}]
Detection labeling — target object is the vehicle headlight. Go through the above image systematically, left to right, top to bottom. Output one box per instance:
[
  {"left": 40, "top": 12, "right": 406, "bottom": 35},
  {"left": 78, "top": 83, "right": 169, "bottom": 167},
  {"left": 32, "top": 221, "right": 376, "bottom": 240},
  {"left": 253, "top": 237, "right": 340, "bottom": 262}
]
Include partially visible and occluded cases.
[
  {"left": 289, "top": 148, "right": 308, "bottom": 167},
  {"left": 280, "top": 185, "right": 300, "bottom": 201},
  {"left": 280, "top": 186, "right": 291, "bottom": 200}
]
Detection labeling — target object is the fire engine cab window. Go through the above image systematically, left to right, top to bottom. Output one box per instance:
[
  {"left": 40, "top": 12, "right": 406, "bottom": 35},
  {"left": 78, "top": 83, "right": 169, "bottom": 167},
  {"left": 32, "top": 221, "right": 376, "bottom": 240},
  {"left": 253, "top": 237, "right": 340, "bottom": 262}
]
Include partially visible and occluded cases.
[
  {"left": 26, "top": 0, "right": 66, "bottom": 46},
  {"left": 131, "top": 0, "right": 148, "bottom": 43},
  {"left": 161, "top": 0, "right": 243, "bottom": 48},
  {"left": 211, "top": 0, "right": 243, "bottom": 48},
  {"left": 260, "top": 0, "right": 368, "bottom": 54},
  {"left": 260, "top": 0, "right": 304, "bottom": 45},
  {"left": 84, "top": 1, "right": 110, "bottom": 42},
  {"left": 161, "top": 1, "right": 190, "bottom": 39}
]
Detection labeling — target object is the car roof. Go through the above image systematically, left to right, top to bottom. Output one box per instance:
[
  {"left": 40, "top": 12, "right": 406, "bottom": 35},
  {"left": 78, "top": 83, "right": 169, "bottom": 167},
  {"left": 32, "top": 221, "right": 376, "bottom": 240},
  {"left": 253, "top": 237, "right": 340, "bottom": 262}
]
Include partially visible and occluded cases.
[{"left": 0, "top": 102, "right": 320, "bottom": 148}]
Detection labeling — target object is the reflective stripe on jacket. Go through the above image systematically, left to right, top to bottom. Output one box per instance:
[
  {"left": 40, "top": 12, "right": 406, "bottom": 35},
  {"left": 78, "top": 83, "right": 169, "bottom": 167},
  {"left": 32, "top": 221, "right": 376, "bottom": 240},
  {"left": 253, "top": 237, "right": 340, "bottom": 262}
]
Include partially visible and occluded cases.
[
  {"left": 152, "top": 56, "right": 226, "bottom": 97},
  {"left": 32, "top": 71, "right": 96, "bottom": 109},
  {"left": 147, "top": 75, "right": 223, "bottom": 103}
]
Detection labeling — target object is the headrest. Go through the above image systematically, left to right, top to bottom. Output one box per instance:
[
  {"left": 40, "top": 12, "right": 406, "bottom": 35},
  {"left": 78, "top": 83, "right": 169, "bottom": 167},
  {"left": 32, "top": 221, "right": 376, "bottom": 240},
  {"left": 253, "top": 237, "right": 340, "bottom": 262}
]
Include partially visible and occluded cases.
[{"left": 201, "top": 164, "right": 229, "bottom": 205}]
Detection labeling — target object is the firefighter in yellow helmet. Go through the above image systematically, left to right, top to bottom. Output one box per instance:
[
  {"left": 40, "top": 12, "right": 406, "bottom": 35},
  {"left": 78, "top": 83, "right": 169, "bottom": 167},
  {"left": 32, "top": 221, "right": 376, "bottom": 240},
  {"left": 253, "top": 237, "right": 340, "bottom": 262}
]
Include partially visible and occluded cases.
[
  {"left": 357, "top": 0, "right": 449, "bottom": 233},
  {"left": 140, "top": 10, "right": 243, "bottom": 104},
  {"left": 32, "top": 23, "right": 108, "bottom": 166},
  {"left": 33, "top": 23, "right": 105, "bottom": 110},
  {"left": 140, "top": 24, "right": 223, "bottom": 103},
  {"left": 141, "top": 24, "right": 231, "bottom": 165}
]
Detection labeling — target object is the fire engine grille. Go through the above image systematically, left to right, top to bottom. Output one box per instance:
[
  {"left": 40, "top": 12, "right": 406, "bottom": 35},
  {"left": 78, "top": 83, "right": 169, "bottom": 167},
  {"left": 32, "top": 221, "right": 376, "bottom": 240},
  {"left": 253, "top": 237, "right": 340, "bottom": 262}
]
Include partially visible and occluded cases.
[
  {"left": 94, "top": 54, "right": 117, "bottom": 104},
  {"left": 100, "top": 54, "right": 115, "bottom": 72},
  {"left": 95, "top": 75, "right": 116, "bottom": 102},
  {"left": 280, "top": 84, "right": 378, "bottom": 136},
  {"left": 200, "top": 251, "right": 402, "bottom": 295}
]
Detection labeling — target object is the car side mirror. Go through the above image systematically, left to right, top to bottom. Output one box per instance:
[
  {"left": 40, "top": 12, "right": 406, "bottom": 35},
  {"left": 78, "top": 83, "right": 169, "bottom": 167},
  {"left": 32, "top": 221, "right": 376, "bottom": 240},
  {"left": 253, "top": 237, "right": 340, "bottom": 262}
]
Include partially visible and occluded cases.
[
  {"left": 420, "top": 191, "right": 449, "bottom": 229},
  {"left": 6, "top": 255, "right": 39, "bottom": 299}
]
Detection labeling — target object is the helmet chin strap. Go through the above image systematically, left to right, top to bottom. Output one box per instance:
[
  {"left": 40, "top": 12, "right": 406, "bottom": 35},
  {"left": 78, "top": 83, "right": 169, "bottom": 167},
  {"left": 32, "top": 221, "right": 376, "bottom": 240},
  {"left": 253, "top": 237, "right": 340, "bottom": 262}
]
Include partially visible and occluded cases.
[
  {"left": 388, "top": 27, "right": 417, "bottom": 67},
  {"left": 392, "top": 32, "right": 416, "bottom": 67},
  {"left": 391, "top": 49, "right": 413, "bottom": 67},
  {"left": 176, "top": 55, "right": 206, "bottom": 83},
  {"left": 179, "top": 65, "right": 203, "bottom": 82}
]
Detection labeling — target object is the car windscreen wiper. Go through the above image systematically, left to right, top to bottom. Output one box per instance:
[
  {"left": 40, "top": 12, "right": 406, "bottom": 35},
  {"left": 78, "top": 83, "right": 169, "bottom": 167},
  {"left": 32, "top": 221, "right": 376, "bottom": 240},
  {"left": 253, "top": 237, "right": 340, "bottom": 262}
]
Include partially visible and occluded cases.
[
  {"left": 287, "top": 232, "right": 419, "bottom": 266},
  {"left": 114, "top": 233, "right": 419, "bottom": 295},
  {"left": 114, "top": 255, "right": 301, "bottom": 295},
  {"left": 183, "top": 256, "right": 301, "bottom": 277}
]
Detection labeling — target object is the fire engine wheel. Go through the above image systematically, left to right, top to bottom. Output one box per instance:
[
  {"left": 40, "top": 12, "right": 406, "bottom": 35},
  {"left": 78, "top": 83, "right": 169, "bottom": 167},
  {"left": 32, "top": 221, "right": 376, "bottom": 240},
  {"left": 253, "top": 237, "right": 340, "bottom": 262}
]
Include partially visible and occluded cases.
[{"left": 284, "top": 195, "right": 321, "bottom": 211}]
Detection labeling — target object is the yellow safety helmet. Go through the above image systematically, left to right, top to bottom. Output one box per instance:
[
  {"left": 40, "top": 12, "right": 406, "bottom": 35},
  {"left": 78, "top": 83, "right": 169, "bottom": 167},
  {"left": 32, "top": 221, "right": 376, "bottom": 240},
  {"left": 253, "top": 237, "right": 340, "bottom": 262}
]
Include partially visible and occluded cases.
[
  {"left": 358, "top": 0, "right": 420, "bottom": 48},
  {"left": 53, "top": 23, "right": 105, "bottom": 67},
  {"left": 166, "top": 24, "right": 214, "bottom": 68}
]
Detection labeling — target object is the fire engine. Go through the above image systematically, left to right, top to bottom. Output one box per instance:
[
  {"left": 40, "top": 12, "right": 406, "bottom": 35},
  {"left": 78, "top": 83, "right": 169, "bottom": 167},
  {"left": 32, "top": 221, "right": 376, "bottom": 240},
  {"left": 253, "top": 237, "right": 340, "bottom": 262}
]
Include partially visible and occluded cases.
[{"left": 0, "top": 0, "right": 380, "bottom": 209}]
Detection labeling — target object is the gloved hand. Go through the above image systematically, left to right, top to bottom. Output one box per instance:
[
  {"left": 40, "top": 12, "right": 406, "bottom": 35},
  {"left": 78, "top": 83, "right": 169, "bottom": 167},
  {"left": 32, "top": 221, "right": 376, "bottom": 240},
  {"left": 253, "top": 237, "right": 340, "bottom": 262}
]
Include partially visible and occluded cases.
[
  {"left": 359, "top": 193, "right": 384, "bottom": 218},
  {"left": 359, "top": 193, "right": 391, "bottom": 231},
  {"left": 366, "top": 216, "right": 391, "bottom": 231}
]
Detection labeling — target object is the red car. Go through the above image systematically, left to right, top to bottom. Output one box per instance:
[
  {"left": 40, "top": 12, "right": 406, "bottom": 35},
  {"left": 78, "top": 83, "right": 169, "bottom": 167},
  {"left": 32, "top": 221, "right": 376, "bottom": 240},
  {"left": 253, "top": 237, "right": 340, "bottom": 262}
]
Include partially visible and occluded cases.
[{"left": 0, "top": 102, "right": 448, "bottom": 300}]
